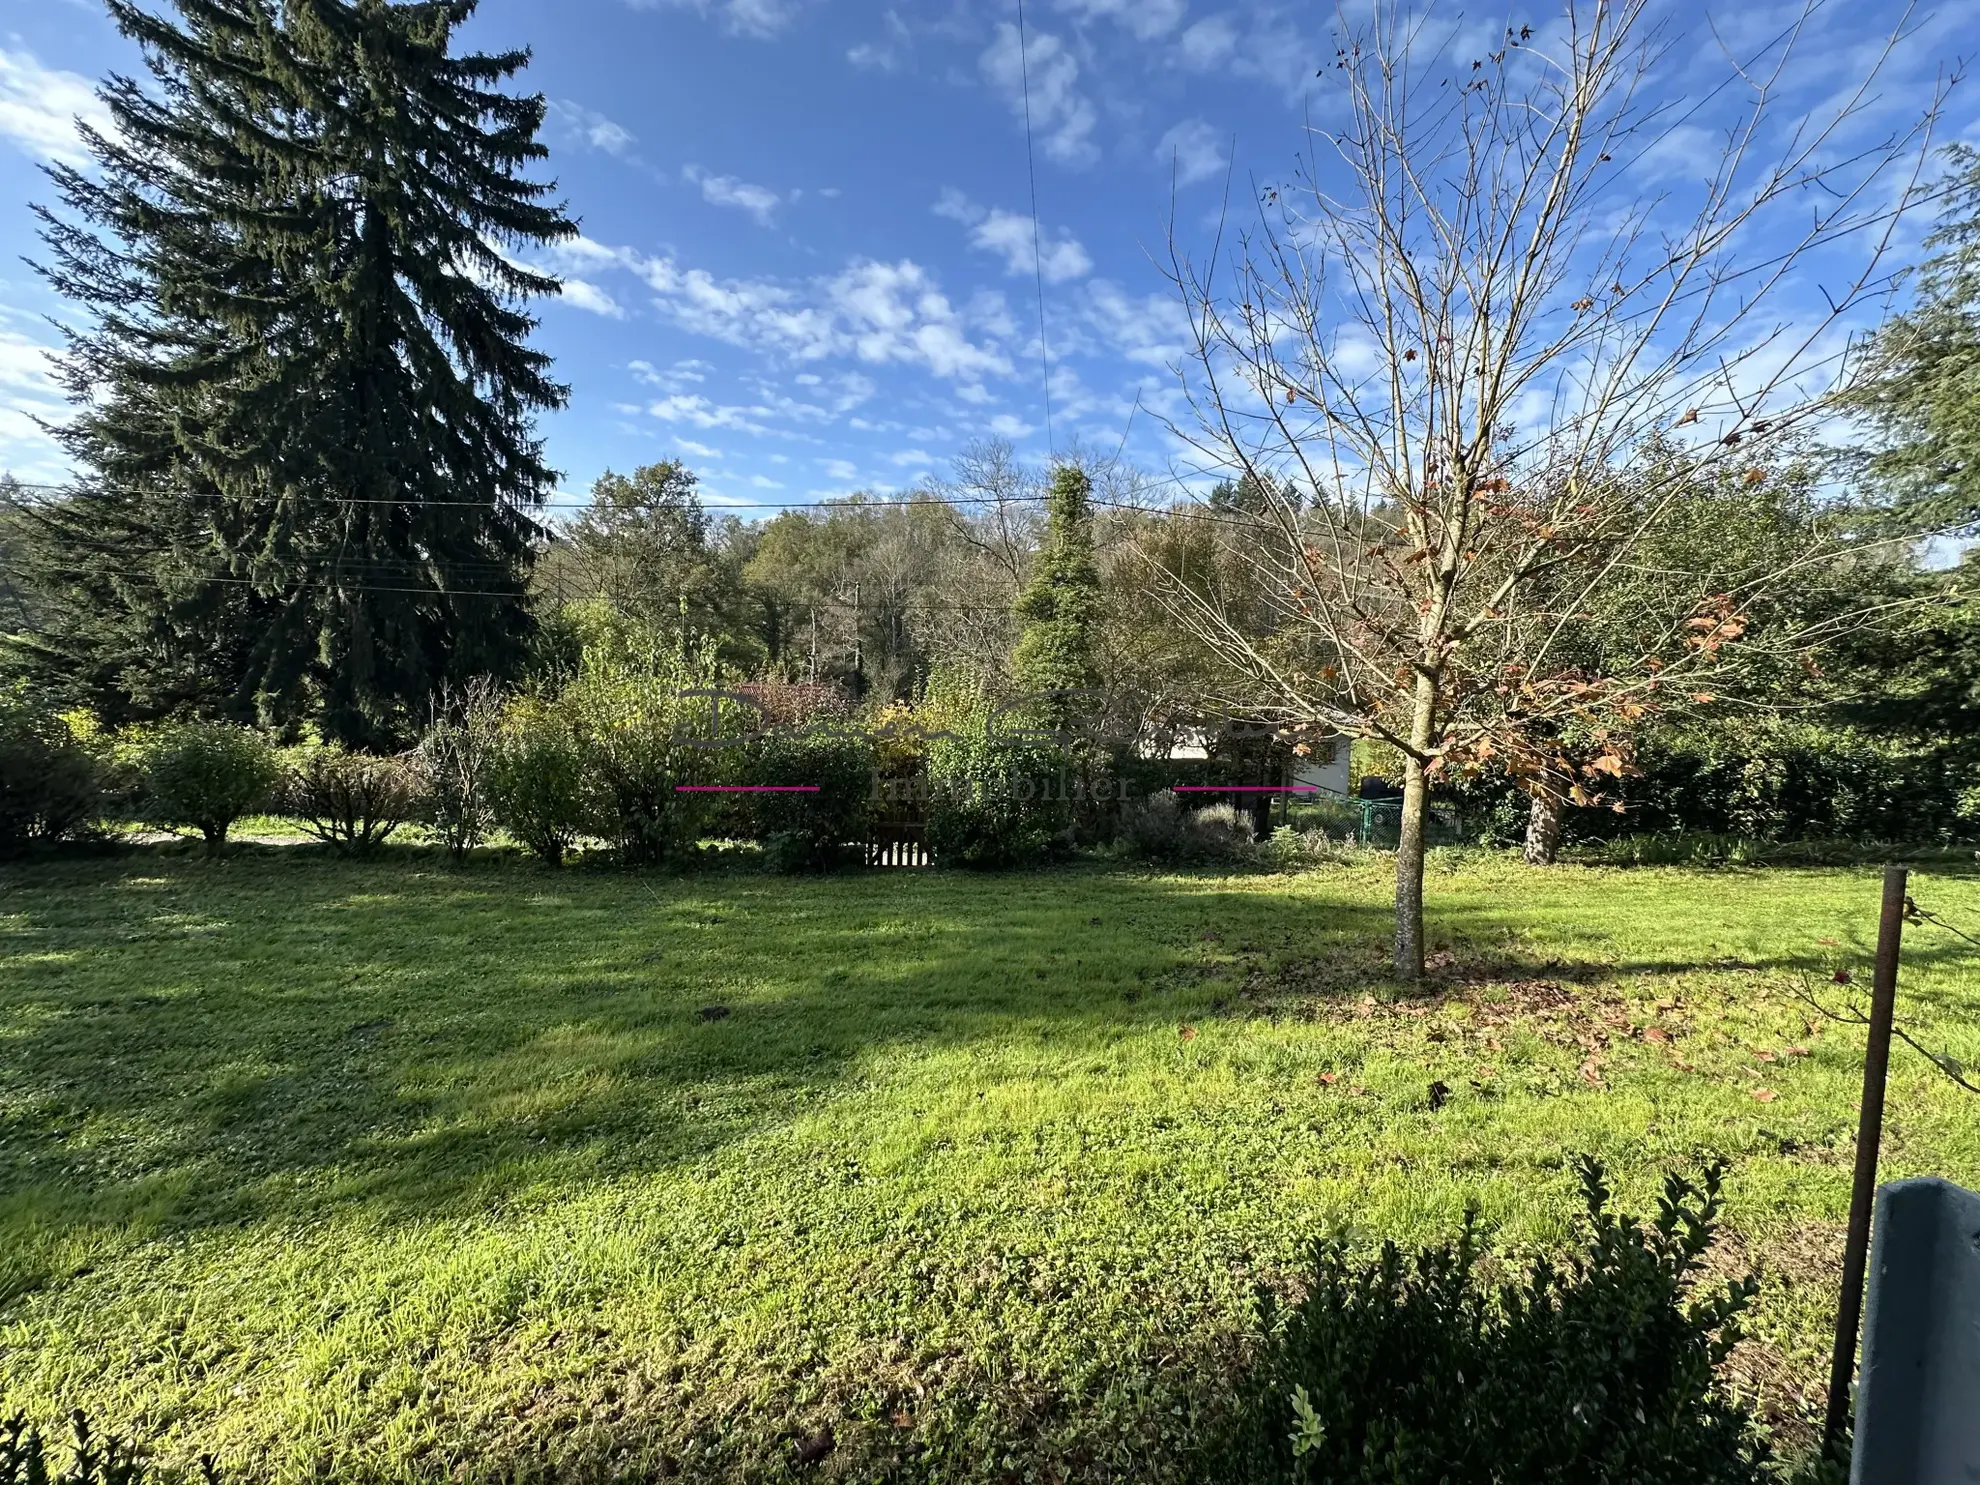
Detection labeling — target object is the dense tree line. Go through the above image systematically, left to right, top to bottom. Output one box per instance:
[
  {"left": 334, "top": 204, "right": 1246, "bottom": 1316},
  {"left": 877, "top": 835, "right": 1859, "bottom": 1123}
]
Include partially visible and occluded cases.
[{"left": 0, "top": 1, "right": 1972, "bottom": 870}]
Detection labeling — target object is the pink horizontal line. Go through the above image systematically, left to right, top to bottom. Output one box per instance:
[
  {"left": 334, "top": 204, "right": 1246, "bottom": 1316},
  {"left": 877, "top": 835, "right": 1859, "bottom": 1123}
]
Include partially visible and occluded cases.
[
  {"left": 674, "top": 785, "right": 820, "bottom": 793},
  {"left": 1174, "top": 785, "right": 1322, "bottom": 792}
]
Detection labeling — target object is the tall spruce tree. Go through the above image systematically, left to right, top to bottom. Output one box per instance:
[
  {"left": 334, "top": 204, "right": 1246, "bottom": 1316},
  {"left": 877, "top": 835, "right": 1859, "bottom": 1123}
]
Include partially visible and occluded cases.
[
  {"left": 20, "top": 0, "right": 573, "bottom": 745},
  {"left": 1849, "top": 145, "right": 1980, "bottom": 537},
  {"left": 1010, "top": 464, "right": 1102, "bottom": 732}
]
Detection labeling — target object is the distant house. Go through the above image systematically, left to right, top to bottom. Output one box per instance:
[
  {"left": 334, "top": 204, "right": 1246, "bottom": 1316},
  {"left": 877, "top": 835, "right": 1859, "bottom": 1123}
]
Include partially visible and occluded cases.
[{"left": 1140, "top": 718, "right": 1352, "bottom": 803}]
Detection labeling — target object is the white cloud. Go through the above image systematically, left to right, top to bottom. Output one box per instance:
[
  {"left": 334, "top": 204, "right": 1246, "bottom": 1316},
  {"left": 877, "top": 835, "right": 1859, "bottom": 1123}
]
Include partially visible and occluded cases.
[
  {"left": 627, "top": 0, "right": 802, "bottom": 40},
  {"left": 1056, "top": 0, "right": 1186, "bottom": 41},
  {"left": 848, "top": 9, "right": 913, "bottom": 71},
  {"left": 1177, "top": 14, "right": 1238, "bottom": 69},
  {"left": 980, "top": 24, "right": 1098, "bottom": 168},
  {"left": 0, "top": 48, "right": 112, "bottom": 168},
  {"left": 547, "top": 100, "right": 636, "bottom": 157},
  {"left": 1157, "top": 119, "right": 1227, "bottom": 187},
  {"left": 685, "top": 166, "right": 783, "bottom": 226},
  {"left": 936, "top": 190, "right": 1092, "bottom": 283},
  {"left": 538, "top": 239, "right": 1013, "bottom": 389},
  {"left": 629, "top": 251, "right": 1010, "bottom": 379},
  {"left": 827, "top": 259, "right": 1012, "bottom": 379},
  {"left": 557, "top": 278, "right": 625, "bottom": 317},
  {"left": 1083, "top": 280, "right": 1190, "bottom": 368},
  {"left": 0, "top": 326, "right": 71, "bottom": 482},
  {"left": 630, "top": 357, "right": 714, "bottom": 391},
  {"left": 955, "top": 383, "right": 995, "bottom": 405},
  {"left": 644, "top": 393, "right": 774, "bottom": 433},
  {"left": 987, "top": 413, "right": 1035, "bottom": 438},
  {"left": 677, "top": 439, "right": 724, "bottom": 458},
  {"left": 889, "top": 448, "right": 935, "bottom": 467},
  {"left": 822, "top": 458, "right": 860, "bottom": 480},
  {"left": 749, "top": 473, "right": 786, "bottom": 488}
]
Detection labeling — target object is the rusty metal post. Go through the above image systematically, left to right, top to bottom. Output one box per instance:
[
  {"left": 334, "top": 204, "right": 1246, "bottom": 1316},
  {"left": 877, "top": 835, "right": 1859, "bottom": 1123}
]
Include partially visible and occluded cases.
[{"left": 1824, "top": 864, "right": 1909, "bottom": 1462}]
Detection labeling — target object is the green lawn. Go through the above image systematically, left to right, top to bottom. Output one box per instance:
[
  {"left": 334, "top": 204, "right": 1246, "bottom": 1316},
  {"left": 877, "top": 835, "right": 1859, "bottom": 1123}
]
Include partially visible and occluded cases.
[{"left": 2, "top": 849, "right": 1977, "bottom": 1482}]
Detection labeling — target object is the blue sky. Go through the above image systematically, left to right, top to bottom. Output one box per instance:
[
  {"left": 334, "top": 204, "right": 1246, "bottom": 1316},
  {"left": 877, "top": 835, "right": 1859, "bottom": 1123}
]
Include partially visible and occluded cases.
[{"left": 1, "top": 0, "right": 1973, "bottom": 518}]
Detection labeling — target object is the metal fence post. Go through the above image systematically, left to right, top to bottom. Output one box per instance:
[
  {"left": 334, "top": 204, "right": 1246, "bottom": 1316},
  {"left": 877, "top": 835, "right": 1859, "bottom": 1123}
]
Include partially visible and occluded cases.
[{"left": 1825, "top": 864, "right": 1909, "bottom": 1462}]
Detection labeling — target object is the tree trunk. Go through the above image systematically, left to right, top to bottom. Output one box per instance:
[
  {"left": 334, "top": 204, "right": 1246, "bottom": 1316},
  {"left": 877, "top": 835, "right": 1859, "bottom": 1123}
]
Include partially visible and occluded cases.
[
  {"left": 1393, "top": 674, "right": 1438, "bottom": 982},
  {"left": 1394, "top": 754, "right": 1428, "bottom": 981},
  {"left": 1523, "top": 769, "right": 1568, "bottom": 866}
]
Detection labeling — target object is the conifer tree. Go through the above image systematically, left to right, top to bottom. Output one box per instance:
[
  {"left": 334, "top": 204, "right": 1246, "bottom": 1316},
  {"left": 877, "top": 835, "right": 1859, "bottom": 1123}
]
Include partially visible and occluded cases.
[
  {"left": 19, "top": 0, "right": 573, "bottom": 745},
  {"left": 1850, "top": 145, "right": 1980, "bottom": 537},
  {"left": 1010, "top": 464, "right": 1102, "bottom": 733}
]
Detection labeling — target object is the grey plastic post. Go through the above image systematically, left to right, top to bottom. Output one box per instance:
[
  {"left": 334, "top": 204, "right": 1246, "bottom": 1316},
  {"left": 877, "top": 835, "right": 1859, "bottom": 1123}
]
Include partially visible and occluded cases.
[{"left": 1851, "top": 1177, "right": 1980, "bottom": 1484}]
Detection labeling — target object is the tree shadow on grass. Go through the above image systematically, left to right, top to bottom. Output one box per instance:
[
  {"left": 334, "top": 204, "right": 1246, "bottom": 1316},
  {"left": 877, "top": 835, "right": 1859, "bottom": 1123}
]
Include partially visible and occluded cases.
[
  {"left": 4, "top": 851, "right": 1970, "bottom": 1257},
  {"left": 1, "top": 855, "right": 1402, "bottom": 1260}
]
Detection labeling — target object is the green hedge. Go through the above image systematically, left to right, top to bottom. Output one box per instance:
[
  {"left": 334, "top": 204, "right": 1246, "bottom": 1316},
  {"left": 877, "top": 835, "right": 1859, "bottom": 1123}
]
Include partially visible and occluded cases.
[{"left": 1443, "top": 720, "right": 1979, "bottom": 848}]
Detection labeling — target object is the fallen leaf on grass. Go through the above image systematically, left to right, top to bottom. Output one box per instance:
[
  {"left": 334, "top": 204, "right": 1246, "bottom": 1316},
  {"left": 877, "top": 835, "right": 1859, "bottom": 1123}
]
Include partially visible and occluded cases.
[
  {"left": 1818, "top": 937, "right": 1839, "bottom": 947},
  {"left": 1179, "top": 1025, "right": 1198, "bottom": 1042},
  {"left": 1643, "top": 1026, "right": 1670, "bottom": 1044},
  {"left": 1786, "top": 1045, "right": 1810, "bottom": 1058},
  {"left": 1754, "top": 1050, "right": 1778, "bottom": 1063},
  {"left": 1579, "top": 1059, "right": 1604, "bottom": 1085},
  {"left": 1317, "top": 1071, "right": 1339, "bottom": 1086},
  {"left": 1348, "top": 1085, "right": 1369, "bottom": 1097},
  {"left": 1751, "top": 1088, "right": 1778, "bottom": 1103}
]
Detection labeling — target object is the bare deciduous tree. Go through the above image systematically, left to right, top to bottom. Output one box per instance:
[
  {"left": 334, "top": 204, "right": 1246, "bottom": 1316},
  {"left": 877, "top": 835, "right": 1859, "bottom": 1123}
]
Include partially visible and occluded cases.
[{"left": 1155, "top": 0, "right": 1949, "bottom": 978}]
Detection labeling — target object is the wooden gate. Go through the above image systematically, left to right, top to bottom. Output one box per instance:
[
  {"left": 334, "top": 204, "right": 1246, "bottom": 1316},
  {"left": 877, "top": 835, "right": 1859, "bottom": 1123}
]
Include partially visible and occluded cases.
[{"left": 867, "top": 772, "right": 930, "bottom": 867}]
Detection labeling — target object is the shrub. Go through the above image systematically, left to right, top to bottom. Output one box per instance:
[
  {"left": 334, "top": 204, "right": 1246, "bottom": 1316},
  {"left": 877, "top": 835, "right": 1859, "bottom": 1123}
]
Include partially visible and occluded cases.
[
  {"left": 552, "top": 646, "right": 746, "bottom": 866},
  {"left": 417, "top": 680, "right": 503, "bottom": 861},
  {"left": 920, "top": 683, "right": 1074, "bottom": 868},
  {"left": 0, "top": 698, "right": 102, "bottom": 852},
  {"left": 487, "top": 702, "right": 587, "bottom": 866},
  {"left": 138, "top": 722, "right": 281, "bottom": 849},
  {"left": 746, "top": 724, "right": 877, "bottom": 871},
  {"left": 924, "top": 735, "right": 1072, "bottom": 868},
  {"left": 281, "top": 747, "right": 424, "bottom": 854},
  {"left": 1116, "top": 791, "right": 1258, "bottom": 864},
  {"left": 1263, "top": 824, "right": 1367, "bottom": 869},
  {"left": 1208, "top": 1158, "right": 1770, "bottom": 1485}
]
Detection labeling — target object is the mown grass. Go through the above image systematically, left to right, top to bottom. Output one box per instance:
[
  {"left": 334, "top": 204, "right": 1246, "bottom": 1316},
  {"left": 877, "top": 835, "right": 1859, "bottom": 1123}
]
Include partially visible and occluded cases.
[{"left": 2, "top": 848, "right": 1976, "bottom": 1482}]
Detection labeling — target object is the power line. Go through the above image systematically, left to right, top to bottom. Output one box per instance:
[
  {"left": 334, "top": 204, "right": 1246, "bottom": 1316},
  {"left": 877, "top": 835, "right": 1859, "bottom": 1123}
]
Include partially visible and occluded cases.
[
  {"left": 1014, "top": 0, "right": 1056, "bottom": 459},
  {"left": 0, "top": 480, "right": 1280, "bottom": 530},
  {"left": 2, "top": 563, "right": 1079, "bottom": 613}
]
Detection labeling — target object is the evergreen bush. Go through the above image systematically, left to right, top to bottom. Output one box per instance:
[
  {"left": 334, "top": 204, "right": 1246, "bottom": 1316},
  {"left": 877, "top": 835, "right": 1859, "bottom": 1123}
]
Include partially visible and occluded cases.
[
  {"left": 0, "top": 697, "right": 103, "bottom": 852},
  {"left": 138, "top": 722, "right": 281, "bottom": 849},
  {"left": 746, "top": 724, "right": 877, "bottom": 871},
  {"left": 1208, "top": 1159, "right": 1772, "bottom": 1485}
]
